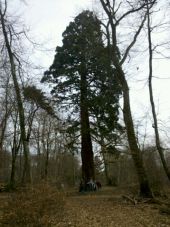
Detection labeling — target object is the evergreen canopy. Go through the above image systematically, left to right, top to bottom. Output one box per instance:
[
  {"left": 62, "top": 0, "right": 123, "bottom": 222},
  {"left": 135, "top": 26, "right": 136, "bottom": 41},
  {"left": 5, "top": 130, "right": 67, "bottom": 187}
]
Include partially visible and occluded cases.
[{"left": 42, "top": 10, "right": 121, "bottom": 142}]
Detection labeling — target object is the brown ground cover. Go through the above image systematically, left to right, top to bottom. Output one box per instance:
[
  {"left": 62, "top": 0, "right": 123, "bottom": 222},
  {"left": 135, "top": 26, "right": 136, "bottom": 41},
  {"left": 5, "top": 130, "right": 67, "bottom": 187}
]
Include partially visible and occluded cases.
[
  {"left": 0, "top": 186, "right": 170, "bottom": 227},
  {"left": 57, "top": 187, "right": 170, "bottom": 227}
]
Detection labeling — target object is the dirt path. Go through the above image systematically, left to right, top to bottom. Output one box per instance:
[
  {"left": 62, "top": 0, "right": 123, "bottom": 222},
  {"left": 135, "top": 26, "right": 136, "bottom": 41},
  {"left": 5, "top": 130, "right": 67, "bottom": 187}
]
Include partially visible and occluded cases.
[{"left": 56, "top": 192, "right": 170, "bottom": 227}]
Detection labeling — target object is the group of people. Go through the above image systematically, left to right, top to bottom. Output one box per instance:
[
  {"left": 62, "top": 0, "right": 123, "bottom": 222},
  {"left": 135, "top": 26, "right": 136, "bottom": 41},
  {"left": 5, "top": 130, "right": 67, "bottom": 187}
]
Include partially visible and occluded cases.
[{"left": 79, "top": 179, "right": 102, "bottom": 192}]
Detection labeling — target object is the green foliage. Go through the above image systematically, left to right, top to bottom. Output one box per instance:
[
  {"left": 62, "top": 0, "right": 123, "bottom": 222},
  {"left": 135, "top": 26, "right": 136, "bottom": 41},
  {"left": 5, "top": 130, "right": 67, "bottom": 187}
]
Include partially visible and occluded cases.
[
  {"left": 42, "top": 10, "right": 122, "bottom": 146},
  {"left": 42, "top": 11, "right": 106, "bottom": 108},
  {"left": 23, "top": 85, "right": 55, "bottom": 116}
]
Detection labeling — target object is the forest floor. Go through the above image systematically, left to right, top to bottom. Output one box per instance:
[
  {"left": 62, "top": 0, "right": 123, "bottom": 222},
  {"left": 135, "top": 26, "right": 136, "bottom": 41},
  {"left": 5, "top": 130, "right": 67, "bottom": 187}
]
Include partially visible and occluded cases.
[
  {"left": 0, "top": 186, "right": 170, "bottom": 226},
  {"left": 57, "top": 187, "right": 170, "bottom": 227}
]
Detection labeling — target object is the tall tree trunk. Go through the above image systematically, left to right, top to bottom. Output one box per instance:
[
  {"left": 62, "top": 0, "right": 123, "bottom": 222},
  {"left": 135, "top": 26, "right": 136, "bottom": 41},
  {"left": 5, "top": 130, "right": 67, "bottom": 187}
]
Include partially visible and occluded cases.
[
  {"left": 100, "top": 0, "right": 153, "bottom": 197},
  {"left": 146, "top": 1, "right": 170, "bottom": 181},
  {"left": 0, "top": 8, "right": 31, "bottom": 184},
  {"left": 113, "top": 54, "right": 152, "bottom": 197},
  {"left": 80, "top": 67, "right": 94, "bottom": 183},
  {"left": 122, "top": 76, "right": 152, "bottom": 197},
  {"left": 0, "top": 78, "right": 10, "bottom": 152},
  {"left": 10, "top": 114, "right": 21, "bottom": 189},
  {"left": 41, "top": 116, "right": 51, "bottom": 180},
  {"left": 36, "top": 122, "right": 41, "bottom": 180},
  {"left": 100, "top": 138, "right": 111, "bottom": 185},
  {"left": 10, "top": 141, "right": 20, "bottom": 189},
  {"left": 44, "top": 141, "right": 50, "bottom": 180},
  {"left": 101, "top": 147, "right": 110, "bottom": 185},
  {"left": 10, "top": 151, "right": 17, "bottom": 188}
]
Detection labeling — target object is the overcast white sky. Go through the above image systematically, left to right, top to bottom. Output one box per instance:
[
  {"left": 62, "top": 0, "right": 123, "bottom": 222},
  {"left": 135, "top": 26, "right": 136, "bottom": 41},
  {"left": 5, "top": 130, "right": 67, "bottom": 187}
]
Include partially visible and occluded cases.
[{"left": 7, "top": 0, "right": 170, "bottom": 144}]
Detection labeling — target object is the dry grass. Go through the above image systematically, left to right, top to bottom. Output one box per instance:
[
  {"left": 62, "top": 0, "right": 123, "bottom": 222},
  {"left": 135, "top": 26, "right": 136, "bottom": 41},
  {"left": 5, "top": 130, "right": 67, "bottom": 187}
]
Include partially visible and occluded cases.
[
  {"left": 0, "top": 183, "right": 65, "bottom": 227},
  {"left": 0, "top": 186, "right": 170, "bottom": 227},
  {"left": 58, "top": 194, "right": 170, "bottom": 227}
]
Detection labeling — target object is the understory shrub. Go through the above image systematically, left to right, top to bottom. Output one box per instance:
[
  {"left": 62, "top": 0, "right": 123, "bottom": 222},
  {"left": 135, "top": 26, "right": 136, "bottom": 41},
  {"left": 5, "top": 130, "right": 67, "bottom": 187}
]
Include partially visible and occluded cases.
[{"left": 1, "top": 183, "right": 65, "bottom": 226}]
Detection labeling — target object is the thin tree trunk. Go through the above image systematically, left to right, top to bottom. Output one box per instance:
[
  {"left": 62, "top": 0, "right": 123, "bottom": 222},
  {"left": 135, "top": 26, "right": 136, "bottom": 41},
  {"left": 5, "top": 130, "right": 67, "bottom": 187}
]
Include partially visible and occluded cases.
[
  {"left": 146, "top": 1, "right": 170, "bottom": 181},
  {"left": 0, "top": 8, "right": 31, "bottom": 184},
  {"left": 0, "top": 76, "right": 11, "bottom": 154},
  {"left": 10, "top": 114, "right": 21, "bottom": 189},
  {"left": 41, "top": 117, "right": 51, "bottom": 180},
  {"left": 36, "top": 123, "right": 41, "bottom": 180},
  {"left": 10, "top": 135, "right": 17, "bottom": 188},
  {"left": 100, "top": 139, "right": 111, "bottom": 185},
  {"left": 10, "top": 141, "right": 21, "bottom": 189},
  {"left": 44, "top": 141, "right": 50, "bottom": 180},
  {"left": 10, "top": 151, "right": 17, "bottom": 188},
  {"left": 102, "top": 151, "right": 110, "bottom": 185}
]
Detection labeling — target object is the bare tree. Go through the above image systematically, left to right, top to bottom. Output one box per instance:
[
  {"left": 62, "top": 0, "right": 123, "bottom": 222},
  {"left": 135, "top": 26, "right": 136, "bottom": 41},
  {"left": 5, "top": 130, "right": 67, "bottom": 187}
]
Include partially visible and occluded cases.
[
  {"left": 0, "top": 0, "right": 31, "bottom": 184},
  {"left": 98, "top": 0, "right": 157, "bottom": 197},
  {"left": 146, "top": 0, "right": 170, "bottom": 181},
  {"left": 0, "top": 76, "right": 11, "bottom": 153},
  {"left": 9, "top": 110, "right": 21, "bottom": 188}
]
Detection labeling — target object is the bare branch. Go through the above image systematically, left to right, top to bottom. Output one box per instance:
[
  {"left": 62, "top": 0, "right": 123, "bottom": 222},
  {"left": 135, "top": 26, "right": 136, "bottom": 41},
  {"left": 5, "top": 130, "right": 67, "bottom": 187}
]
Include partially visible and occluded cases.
[
  {"left": 1, "top": 0, "right": 8, "bottom": 17},
  {"left": 100, "top": 0, "right": 113, "bottom": 21},
  {"left": 115, "top": 0, "right": 157, "bottom": 26},
  {"left": 114, "top": 2, "right": 122, "bottom": 15},
  {"left": 115, "top": 2, "right": 146, "bottom": 26},
  {"left": 120, "top": 13, "right": 147, "bottom": 65}
]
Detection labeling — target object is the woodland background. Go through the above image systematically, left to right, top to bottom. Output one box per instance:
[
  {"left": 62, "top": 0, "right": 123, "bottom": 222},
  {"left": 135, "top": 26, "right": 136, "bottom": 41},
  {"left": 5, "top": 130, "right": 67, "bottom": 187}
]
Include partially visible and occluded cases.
[{"left": 0, "top": 0, "right": 170, "bottom": 226}]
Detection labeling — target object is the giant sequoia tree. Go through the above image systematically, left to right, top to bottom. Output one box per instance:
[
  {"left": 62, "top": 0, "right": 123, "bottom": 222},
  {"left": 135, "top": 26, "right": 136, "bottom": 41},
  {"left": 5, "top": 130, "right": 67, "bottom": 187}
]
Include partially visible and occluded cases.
[{"left": 42, "top": 11, "right": 120, "bottom": 183}]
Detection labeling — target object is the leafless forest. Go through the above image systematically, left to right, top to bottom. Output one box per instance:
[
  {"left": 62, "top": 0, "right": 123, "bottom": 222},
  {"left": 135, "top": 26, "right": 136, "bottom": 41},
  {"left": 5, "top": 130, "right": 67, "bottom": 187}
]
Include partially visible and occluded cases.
[{"left": 0, "top": 0, "right": 170, "bottom": 226}]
